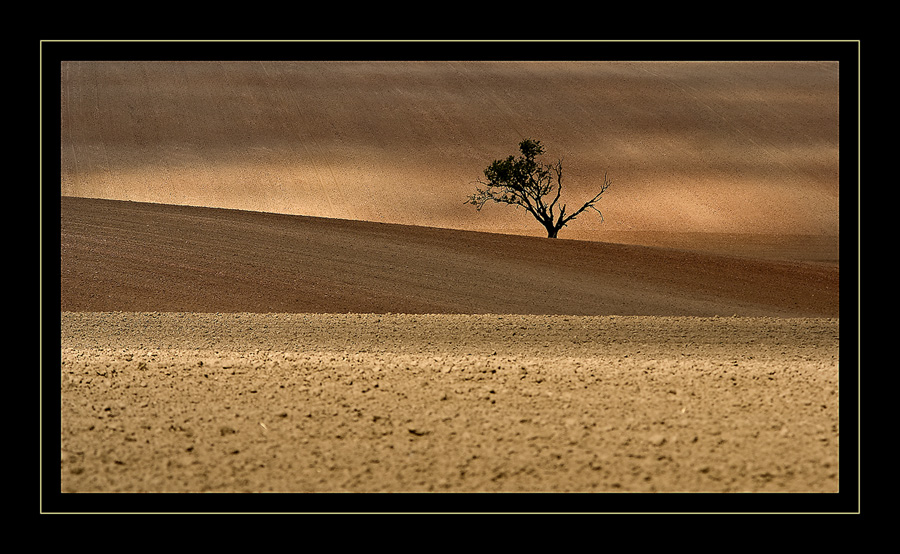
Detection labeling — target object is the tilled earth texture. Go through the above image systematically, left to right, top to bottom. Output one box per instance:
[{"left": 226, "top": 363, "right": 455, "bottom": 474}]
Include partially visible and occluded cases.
[
  {"left": 56, "top": 59, "right": 844, "bottom": 509},
  {"left": 60, "top": 312, "right": 839, "bottom": 495}
]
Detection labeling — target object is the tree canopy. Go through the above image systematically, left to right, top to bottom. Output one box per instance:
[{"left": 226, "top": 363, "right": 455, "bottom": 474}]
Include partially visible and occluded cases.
[{"left": 466, "top": 139, "right": 611, "bottom": 238}]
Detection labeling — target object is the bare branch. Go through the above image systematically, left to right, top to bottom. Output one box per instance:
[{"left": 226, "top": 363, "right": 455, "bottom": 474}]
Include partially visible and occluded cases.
[
  {"left": 546, "top": 159, "right": 564, "bottom": 221},
  {"left": 559, "top": 171, "right": 612, "bottom": 227}
]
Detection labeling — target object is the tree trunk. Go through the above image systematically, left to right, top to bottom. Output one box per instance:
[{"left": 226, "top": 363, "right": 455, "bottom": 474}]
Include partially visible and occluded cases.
[{"left": 546, "top": 226, "right": 559, "bottom": 238}]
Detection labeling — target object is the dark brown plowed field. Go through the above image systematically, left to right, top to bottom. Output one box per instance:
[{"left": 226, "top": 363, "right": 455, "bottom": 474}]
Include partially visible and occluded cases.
[{"left": 60, "top": 196, "right": 837, "bottom": 317}]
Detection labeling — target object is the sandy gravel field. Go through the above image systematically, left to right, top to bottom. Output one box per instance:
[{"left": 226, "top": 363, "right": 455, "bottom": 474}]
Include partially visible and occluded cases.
[{"left": 60, "top": 312, "right": 839, "bottom": 496}]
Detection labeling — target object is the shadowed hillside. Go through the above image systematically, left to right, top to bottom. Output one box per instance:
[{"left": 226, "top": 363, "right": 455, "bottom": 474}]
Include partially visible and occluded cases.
[{"left": 60, "top": 196, "right": 838, "bottom": 317}]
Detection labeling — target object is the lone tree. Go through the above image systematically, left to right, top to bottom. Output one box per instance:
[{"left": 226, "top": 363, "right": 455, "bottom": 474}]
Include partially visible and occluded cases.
[{"left": 466, "top": 139, "right": 611, "bottom": 238}]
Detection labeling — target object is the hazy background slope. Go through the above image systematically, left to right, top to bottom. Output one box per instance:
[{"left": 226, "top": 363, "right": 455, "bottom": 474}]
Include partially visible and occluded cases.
[{"left": 59, "top": 60, "right": 840, "bottom": 245}]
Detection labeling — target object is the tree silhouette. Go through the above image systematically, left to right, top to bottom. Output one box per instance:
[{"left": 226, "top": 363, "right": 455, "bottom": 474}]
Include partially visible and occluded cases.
[{"left": 466, "top": 139, "right": 611, "bottom": 238}]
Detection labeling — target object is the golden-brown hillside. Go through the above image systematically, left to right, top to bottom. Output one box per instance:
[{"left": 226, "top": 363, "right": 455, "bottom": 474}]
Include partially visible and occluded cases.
[{"left": 60, "top": 60, "right": 839, "bottom": 244}]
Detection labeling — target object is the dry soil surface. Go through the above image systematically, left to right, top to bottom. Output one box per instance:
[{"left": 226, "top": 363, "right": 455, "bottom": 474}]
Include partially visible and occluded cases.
[
  {"left": 53, "top": 58, "right": 846, "bottom": 508},
  {"left": 55, "top": 197, "right": 843, "bottom": 504},
  {"left": 60, "top": 197, "right": 838, "bottom": 317},
  {"left": 60, "top": 312, "right": 839, "bottom": 497}
]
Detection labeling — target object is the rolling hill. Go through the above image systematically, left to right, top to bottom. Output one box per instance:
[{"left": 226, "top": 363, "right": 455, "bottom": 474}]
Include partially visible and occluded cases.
[
  {"left": 59, "top": 60, "right": 840, "bottom": 243},
  {"left": 60, "top": 196, "right": 838, "bottom": 317}
]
